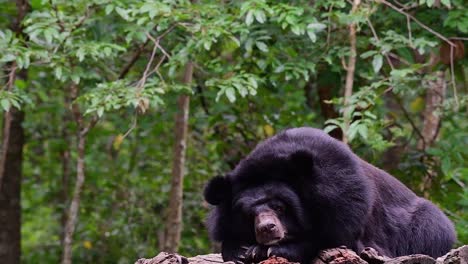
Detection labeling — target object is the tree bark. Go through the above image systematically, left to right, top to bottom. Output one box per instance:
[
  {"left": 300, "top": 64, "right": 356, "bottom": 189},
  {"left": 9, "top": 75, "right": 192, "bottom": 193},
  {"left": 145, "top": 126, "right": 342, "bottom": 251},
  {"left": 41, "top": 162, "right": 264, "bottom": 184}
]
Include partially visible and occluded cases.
[
  {"left": 342, "top": 0, "right": 360, "bottom": 144},
  {"left": 0, "top": 1, "right": 29, "bottom": 263},
  {"left": 163, "top": 61, "right": 193, "bottom": 252},
  {"left": 308, "top": 69, "right": 343, "bottom": 140},
  {"left": 416, "top": 71, "right": 447, "bottom": 194},
  {"left": 417, "top": 71, "right": 446, "bottom": 150},
  {"left": 61, "top": 83, "right": 94, "bottom": 264},
  {"left": 60, "top": 93, "right": 72, "bottom": 246},
  {"left": 0, "top": 107, "right": 24, "bottom": 264},
  {"left": 61, "top": 132, "right": 86, "bottom": 264}
]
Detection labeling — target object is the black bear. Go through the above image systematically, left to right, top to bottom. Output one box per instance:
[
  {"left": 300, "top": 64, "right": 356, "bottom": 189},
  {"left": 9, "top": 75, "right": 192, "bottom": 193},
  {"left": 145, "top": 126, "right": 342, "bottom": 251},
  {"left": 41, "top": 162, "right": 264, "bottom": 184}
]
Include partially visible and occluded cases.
[{"left": 204, "top": 127, "right": 456, "bottom": 264}]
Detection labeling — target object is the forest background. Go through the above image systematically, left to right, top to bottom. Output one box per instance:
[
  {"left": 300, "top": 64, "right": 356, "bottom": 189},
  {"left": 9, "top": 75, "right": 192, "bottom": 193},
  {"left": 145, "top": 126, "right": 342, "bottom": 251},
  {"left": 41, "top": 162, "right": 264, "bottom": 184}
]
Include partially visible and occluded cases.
[{"left": 0, "top": 0, "right": 467, "bottom": 263}]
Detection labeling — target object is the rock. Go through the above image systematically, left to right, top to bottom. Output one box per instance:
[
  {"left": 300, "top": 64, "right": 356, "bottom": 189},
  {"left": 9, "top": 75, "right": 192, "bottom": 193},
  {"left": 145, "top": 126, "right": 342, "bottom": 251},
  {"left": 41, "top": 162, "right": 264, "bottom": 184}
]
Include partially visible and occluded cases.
[
  {"left": 135, "top": 245, "right": 468, "bottom": 264},
  {"left": 437, "top": 245, "right": 468, "bottom": 264},
  {"left": 313, "top": 247, "right": 367, "bottom": 264},
  {"left": 360, "top": 247, "right": 391, "bottom": 264},
  {"left": 135, "top": 252, "right": 188, "bottom": 264},
  {"left": 385, "top": 255, "right": 435, "bottom": 264},
  {"left": 259, "top": 256, "right": 299, "bottom": 264}
]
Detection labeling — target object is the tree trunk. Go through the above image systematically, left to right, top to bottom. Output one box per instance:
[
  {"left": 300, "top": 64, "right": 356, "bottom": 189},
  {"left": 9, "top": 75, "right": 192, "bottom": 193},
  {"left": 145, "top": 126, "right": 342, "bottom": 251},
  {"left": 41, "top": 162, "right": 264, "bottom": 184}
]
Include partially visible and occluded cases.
[
  {"left": 342, "top": 0, "right": 360, "bottom": 144},
  {"left": 0, "top": 1, "right": 29, "bottom": 263},
  {"left": 163, "top": 62, "right": 193, "bottom": 252},
  {"left": 307, "top": 69, "right": 343, "bottom": 140},
  {"left": 417, "top": 71, "right": 446, "bottom": 150},
  {"left": 417, "top": 71, "right": 446, "bottom": 194},
  {"left": 61, "top": 83, "right": 91, "bottom": 264},
  {"left": 60, "top": 93, "right": 72, "bottom": 246},
  {"left": 0, "top": 107, "right": 24, "bottom": 264},
  {"left": 61, "top": 134, "right": 85, "bottom": 264}
]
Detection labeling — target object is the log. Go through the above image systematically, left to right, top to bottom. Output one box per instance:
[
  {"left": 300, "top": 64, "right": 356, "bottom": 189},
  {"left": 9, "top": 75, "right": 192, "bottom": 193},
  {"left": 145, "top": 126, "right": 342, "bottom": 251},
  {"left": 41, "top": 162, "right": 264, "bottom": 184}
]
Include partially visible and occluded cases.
[
  {"left": 436, "top": 245, "right": 468, "bottom": 264},
  {"left": 134, "top": 246, "right": 468, "bottom": 264},
  {"left": 312, "top": 247, "right": 367, "bottom": 264}
]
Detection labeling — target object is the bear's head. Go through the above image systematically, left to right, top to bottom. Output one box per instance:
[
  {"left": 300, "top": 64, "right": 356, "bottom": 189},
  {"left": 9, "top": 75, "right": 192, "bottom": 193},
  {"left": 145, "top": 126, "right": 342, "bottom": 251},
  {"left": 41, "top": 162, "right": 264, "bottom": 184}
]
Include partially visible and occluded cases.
[{"left": 204, "top": 178, "right": 306, "bottom": 245}]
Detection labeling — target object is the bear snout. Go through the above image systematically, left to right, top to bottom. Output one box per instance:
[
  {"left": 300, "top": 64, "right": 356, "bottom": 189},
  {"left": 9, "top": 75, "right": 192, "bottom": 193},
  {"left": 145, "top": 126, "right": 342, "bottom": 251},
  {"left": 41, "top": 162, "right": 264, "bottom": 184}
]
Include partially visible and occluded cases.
[{"left": 255, "top": 211, "right": 285, "bottom": 245}]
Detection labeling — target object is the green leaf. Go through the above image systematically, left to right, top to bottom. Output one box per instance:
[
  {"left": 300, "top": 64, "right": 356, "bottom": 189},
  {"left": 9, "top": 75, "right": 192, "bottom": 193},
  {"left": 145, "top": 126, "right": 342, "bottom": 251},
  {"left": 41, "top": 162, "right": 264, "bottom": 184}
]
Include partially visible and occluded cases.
[
  {"left": 441, "top": 0, "right": 451, "bottom": 7},
  {"left": 140, "top": 3, "right": 153, "bottom": 13},
  {"left": 105, "top": 4, "right": 114, "bottom": 15},
  {"left": 115, "top": 7, "right": 130, "bottom": 21},
  {"left": 245, "top": 10, "right": 254, "bottom": 26},
  {"left": 254, "top": 10, "right": 266, "bottom": 23},
  {"left": 137, "top": 17, "right": 147, "bottom": 25},
  {"left": 307, "top": 23, "right": 326, "bottom": 32},
  {"left": 291, "top": 25, "right": 303, "bottom": 35},
  {"left": 44, "top": 28, "right": 54, "bottom": 43},
  {"left": 306, "top": 30, "right": 317, "bottom": 42},
  {"left": 229, "top": 36, "right": 240, "bottom": 47},
  {"left": 203, "top": 41, "right": 212, "bottom": 51},
  {"left": 255, "top": 41, "right": 268, "bottom": 52},
  {"left": 76, "top": 48, "right": 85, "bottom": 62},
  {"left": 361, "top": 50, "right": 377, "bottom": 59},
  {"left": 1, "top": 54, "right": 16, "bottom": 62},
  {"left": 23, "top": 54, "right": 30, "bottom": 69},
  {"left": 372, "top": 55, "right": 383, "bottom": 73},
  {"left": 16, "top": 56, "right": 24, "bottom": 69},
  {"left": 54, "top": 67, "right": 62, "bottom": 80},
  {"left": 71, "top": 74, "right": 80, "bottom": 84},
  {"left": 248, "top": 77, "right": 258, "bottom": 89},
  {"left": 14, "top": 79, "right": 27, "bottom": 90},
  {"left": 233, "top": 83, "right": 248, "bottom": 97},
  {"left": 225, "top": 87, "right": 236, "bottom": 103},
  {"left": 10, "top": 98, "right": 20, "bottom": 110},
  {"left": 1, "top": 99, "right": 10, "bottom": 111},
  {"left": 97, "top": 107, "right": 104, "bottom": 117},
  {"left": 364, "top": 112, "right": 377, "bottom": 119},
  {"left": 348, "top": 121, "right": 361, "bottom": 141},
  {"left": 323, "top": 124, "right": 338, "bottom": 134},
  {"left": 358, "top": 124, "right": 368, "bottom": 139},
  {"left": 441, "top": 157, "right": 451, "bottom": 176}
]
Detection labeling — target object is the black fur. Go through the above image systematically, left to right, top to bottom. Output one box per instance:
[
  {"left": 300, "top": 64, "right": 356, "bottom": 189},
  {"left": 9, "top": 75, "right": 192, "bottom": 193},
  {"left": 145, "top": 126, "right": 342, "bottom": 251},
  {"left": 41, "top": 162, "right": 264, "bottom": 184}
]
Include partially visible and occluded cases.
[{"left": 204, "top": 127, "right": 456, "bottom": 263}]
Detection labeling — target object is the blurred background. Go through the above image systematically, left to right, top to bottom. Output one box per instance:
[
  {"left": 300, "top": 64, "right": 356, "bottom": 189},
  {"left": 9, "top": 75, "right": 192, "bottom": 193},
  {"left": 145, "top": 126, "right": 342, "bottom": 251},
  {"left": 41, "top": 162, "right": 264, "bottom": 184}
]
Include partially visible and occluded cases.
[{"left": 0, "top": 0, "right": 466, "bottom": 263}]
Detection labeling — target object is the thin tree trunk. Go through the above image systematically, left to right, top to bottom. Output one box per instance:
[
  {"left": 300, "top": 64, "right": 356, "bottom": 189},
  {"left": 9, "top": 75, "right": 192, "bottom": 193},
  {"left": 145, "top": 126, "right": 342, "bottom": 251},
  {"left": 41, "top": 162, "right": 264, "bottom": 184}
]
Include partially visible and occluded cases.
[
  {"left": 343, "top": 0, "right": 360, "bottom": 144},
  {"left": 0, "top": 1, "right": 29, "bottom": 263},
  {"left": 163, "top": 61, "right": 193, "bottom": 252},
  {"left": 307, "top": 69, "right": 343, "bottom": 140},
  {"left": 417, "top": 71, "right": 446, "bottom": 150},
  {"left": 417, "top": 71, "right": 446, "bottom": 194},
  {"left": 61, "top": 83, "right": 94, "bottom": 264},
  {"left": 60, "top": 93, "right": 72, "bottom": 246},
  {"left": 0, "top": 100, "right": 13, "bottom": 189},
  {"left": 0, "top": 107, "right": 24, "bottom": 264},
  {"left": 61, "top": 133, "right": 85, "bottom": 264}
]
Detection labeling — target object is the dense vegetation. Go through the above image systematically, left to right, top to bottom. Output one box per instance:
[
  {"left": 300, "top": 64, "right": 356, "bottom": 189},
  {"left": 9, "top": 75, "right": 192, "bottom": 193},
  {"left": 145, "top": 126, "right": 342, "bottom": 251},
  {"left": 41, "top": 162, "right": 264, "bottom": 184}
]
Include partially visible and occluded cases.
[{"left": 0, "top": 0, "right": 466, "bottom": 263}]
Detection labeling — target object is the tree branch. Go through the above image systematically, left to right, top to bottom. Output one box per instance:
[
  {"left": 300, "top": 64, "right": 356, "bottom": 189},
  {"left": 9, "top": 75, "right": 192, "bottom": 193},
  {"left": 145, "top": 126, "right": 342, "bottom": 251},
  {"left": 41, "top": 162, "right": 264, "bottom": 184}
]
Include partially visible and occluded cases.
[
  {"left": 378, "top": 0, "right": 456, "bottom": 47},
  {"left": 53, "top": 6, "right": 92, "bottom": 53},
  {"left": 366, "top": 19, "right": 395, "bottom": 70},
  {"left": 135, "top": 24, "right": 178, "bottom": 90},
  {"left": 118, "top": 39, "right": 150, "bottom": 80},
  {"left": 0, "top": 63, "right": 18, "bottom": 190},
  {"left": 392, "top": 93, "right": 425, "bottom": 144}
]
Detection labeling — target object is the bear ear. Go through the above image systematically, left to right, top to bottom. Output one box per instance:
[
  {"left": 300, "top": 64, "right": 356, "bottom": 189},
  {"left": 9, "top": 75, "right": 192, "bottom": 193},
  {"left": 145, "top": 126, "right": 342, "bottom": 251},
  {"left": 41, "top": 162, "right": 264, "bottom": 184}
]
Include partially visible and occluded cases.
[{"left": 204, "top": 175, "right": 232, "bottom": 205}]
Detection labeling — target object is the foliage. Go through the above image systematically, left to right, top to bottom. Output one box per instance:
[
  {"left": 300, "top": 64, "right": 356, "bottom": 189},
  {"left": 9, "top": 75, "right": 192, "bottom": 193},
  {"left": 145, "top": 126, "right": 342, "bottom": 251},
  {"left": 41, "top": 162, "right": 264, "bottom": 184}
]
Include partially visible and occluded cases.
[{"left": 0, "top": 0, "right": 466, "bottom": 262}]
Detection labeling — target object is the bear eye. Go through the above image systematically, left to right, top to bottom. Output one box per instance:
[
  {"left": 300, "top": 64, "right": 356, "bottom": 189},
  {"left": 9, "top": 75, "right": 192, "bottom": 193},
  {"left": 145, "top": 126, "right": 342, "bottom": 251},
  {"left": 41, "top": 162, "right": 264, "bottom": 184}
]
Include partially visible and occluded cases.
[{"left": 271, "top": 204, "right": 285, "bottom": 213}]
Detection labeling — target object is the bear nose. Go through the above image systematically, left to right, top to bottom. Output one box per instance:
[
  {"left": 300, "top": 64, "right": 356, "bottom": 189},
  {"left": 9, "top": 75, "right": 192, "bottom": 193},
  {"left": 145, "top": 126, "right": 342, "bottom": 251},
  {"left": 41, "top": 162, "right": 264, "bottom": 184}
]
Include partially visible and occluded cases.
[{"left": 260, "top": 223, "right": 276, "bottom": 233}]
